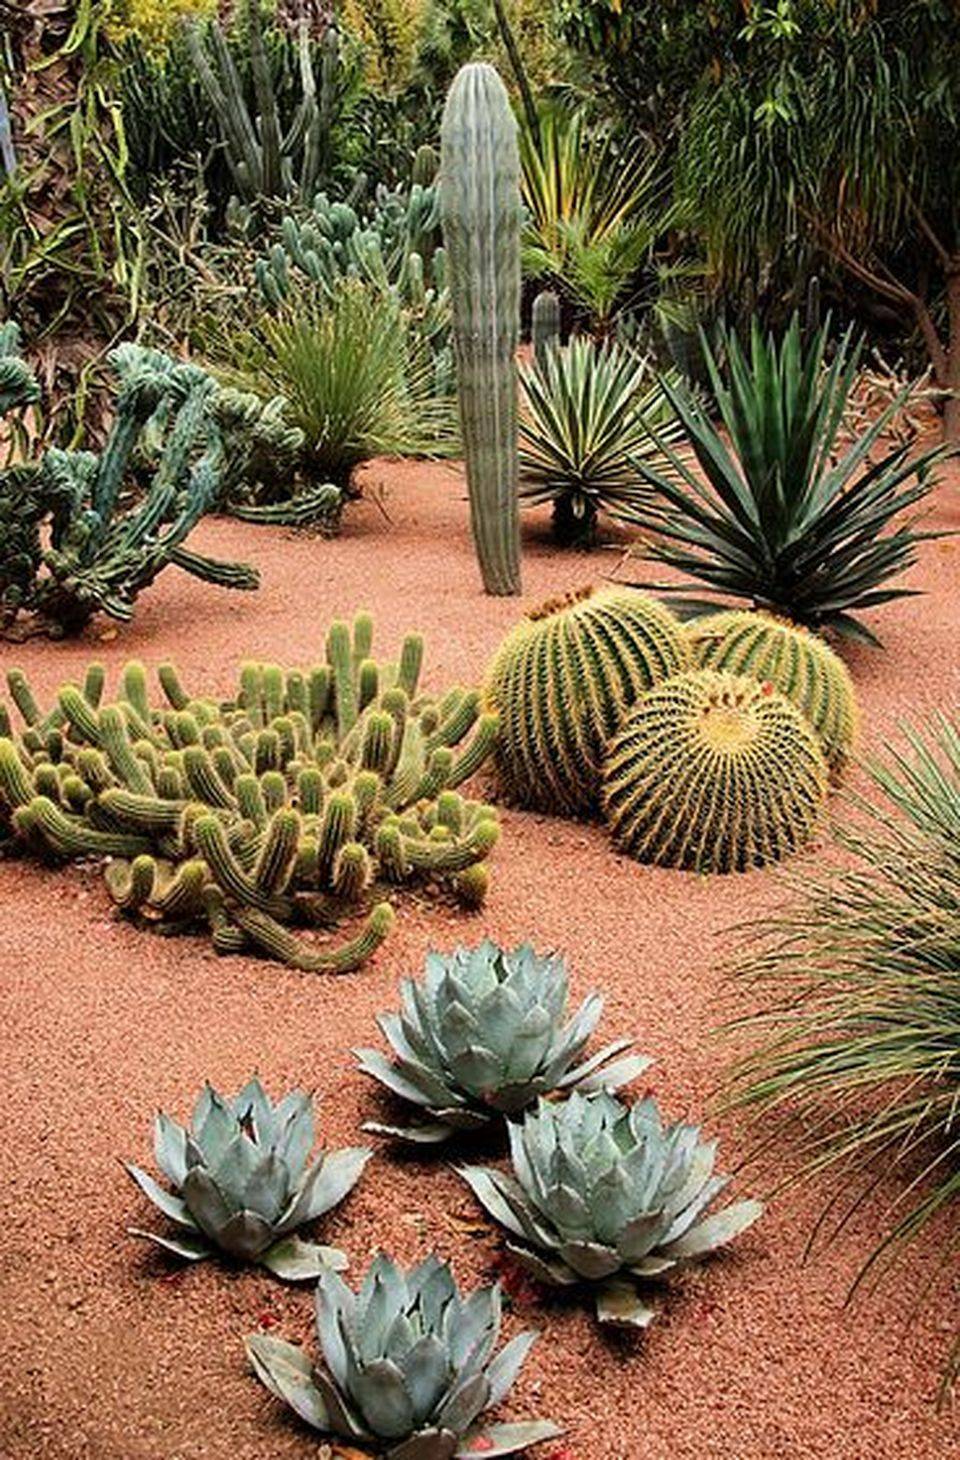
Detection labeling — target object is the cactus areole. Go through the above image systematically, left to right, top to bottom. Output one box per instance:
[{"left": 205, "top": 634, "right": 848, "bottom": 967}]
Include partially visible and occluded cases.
[{"left": 440, "top": 63, "right": 523, "bottom": 596}]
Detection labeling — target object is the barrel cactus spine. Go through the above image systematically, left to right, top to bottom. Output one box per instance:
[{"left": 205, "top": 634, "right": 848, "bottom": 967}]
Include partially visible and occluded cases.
[
  {"left": 441, "top": 62, "right": 523, "bottom": 595},
  {"left": 484, "top": 586, "right": 690, "bottom": 816},
  {"left": 686, "top": 610, "right": 858, "bottom": 772},
  {"left": 602, "top": 669, "right": 829, "bottom": 873}
]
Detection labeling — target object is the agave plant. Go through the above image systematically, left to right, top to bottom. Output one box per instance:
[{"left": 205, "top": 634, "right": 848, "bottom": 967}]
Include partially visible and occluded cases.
[
  {"left": 626, "top": 316, "right": 950, "bottom": 643},
  {"left": 519, "top": 336, "right": 683, "bottom": 544},
  {"left": 726, "top": 714, "right": 960, "bottom": 1400},
  {"left": 355, "top": 940, "right": 650, "bottom": 1143},
  {"left": 125, "top": 1078, "right": 371, "bottom": 1279},
  {"left": 460, "top": 1090, "right": 763, "bottom": 1327},
  {"left": 246, "top": 1252, "right": 562, "bottom": 1457}
]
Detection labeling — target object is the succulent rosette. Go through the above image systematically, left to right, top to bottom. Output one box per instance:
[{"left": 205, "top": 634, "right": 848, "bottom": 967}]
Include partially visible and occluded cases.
[
  {"left": 355, "top": 940, "right": 650, "bottom": 1142},
  {"left": 125, "top": 1078, "right": 371, "bottom": 1279},
  {"left": 460, "top": 1090, "right": 763, "bottom": 1326},
  {"left": 246, "top": 1252, "right": 562, "bottom": 1457}
]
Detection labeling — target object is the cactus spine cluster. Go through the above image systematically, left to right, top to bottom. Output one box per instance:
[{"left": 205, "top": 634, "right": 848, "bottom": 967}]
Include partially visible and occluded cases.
[
  {"left": 440, "top": 62, "right": 523, "bottom": 595},
  {"left": 531, "top": 290, "right": 561, "bottom": 367},
  {"left": 484, "top": 587, "right": 690, "bottom": 815},
  {"left": 686, "top": 610, "right": 858, "bottom": 772},
  {"left": 0, "top": 615, "right": 500, "bottom": 971},
  {"left": 603, "top": 670, "right": 828, "bottom": 872}
]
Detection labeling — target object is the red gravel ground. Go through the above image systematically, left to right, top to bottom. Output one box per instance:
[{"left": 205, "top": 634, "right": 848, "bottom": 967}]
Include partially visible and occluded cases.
[{"left": 2, "top": 457, "right": 959, "bottom": 1460}]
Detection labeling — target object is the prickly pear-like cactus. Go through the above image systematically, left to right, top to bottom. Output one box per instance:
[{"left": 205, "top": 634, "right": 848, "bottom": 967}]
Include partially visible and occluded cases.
[
  {"left": 441, "top": 62, "right": 523, "bottom": 595},
  {"left": 531, "top": 290, "right": 561, "bottom": 367},
  {"left": 485, "top": 586, "right": 689, "bottom": 816},
  {"left": 686, "top": 610, "right": 858, "bottom": 772},
  {"left": 0, "top": 615, "right": 500, "bottom": 971},
  {"left": 603, "top": 670, "right": 828, "bottom": 872}
]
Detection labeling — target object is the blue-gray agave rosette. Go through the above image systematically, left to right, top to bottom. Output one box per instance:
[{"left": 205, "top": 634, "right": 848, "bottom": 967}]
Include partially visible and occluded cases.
[
  {"left": 355, "top": 940, "right": 650, "bottom": 1142},
  {"left": 125, "top": 1078, "right": 371, "bottom": 1280},
  {"left": 460, "top": 1090, "right": 763, "bottom": 1327},
  {"left": 246, "top": 1252, "right": 562, "bottom": 1458}
]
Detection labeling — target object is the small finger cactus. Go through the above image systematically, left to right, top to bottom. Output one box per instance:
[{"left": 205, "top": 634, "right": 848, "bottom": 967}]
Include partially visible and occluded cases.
[
  {"left": 531, "top": 289, "right": 561, "bottom": 367},
  {"left": 484, "top": 586, "right": 689, "bottom": 816},
  {"left": 686, "top": 610, "right": 858, "bottom": 772},
  {"left": 602, "top": 670, "right": 828, "bottom": 872}
]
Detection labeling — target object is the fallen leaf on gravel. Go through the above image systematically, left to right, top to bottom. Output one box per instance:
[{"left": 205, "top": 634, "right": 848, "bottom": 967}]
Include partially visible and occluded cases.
[{"left": 445, "top": 1211, "right": 489, "bottom": 1237}]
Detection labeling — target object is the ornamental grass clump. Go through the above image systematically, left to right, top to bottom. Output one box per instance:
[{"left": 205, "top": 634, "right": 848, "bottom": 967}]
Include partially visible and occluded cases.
[
  {"left": 725, "top": 713, "right": 960, "bottom": 1399},
  {"left": 355, "top": 939, "right": 650, "bottom": 1142},
  {"left": 125, "top": 1078, "right": 370, "bottom": 1279},
  {"left": 460, "top": 1090, "right": 762, "bottom": 1328},
  {"left": 245, "top": 1252, "right": 562, "bottom": 1456}
]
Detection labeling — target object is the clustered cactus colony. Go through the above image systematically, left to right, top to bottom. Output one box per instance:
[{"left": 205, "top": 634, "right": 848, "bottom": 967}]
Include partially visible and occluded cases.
[
  {"left": 441, "top": 62, "right": 523, "bottom": 596},
  {"left": 0, "top": 334, "right": 260, "bottom": 634},
  {"left": 484, "top": 586, "right": 690, "bottom": 816},
  {"left": 686, "top": 610, "right": 858, "bottom": 772},
  {"left": 0, "top": 614, "right": 500, "bottom": 971},
  {"left": 603, "top": 670, "right": 828, "bottom": 873},
  {"left": 355, "top": 940, "right": 651, "bottom": 1142},
  {"left": 125, "top": 1078, "right": 370, "bottom": 1279},
  {"left": 460, "top": 1090, "right": 764, "bottom": 1328},
  {"left": 247, "top": 1253, "right": 561, "bottom": 1457}
]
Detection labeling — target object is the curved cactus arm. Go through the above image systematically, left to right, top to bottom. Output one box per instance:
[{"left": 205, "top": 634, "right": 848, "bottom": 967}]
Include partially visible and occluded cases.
[{"left": 231, "top": 901, "right": 395, "bottom": 973}]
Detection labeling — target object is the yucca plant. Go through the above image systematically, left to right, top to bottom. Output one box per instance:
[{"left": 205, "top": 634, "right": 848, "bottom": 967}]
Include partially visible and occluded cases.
[
  {"left": 222, "top": 280, "right": 457, "bottom": 491},
  {"left": 626, "top": 316, "right": 950, "bottom": 644},
  {"left": 519, "top": 336, "right": 682, "bottom": 544},
  {"left": 725, "top": 715, "right": 960, "bottom": 1400},
  {"left": 356, "top": 940, "right": 650, "bottom": 1142},
  {"left": 125, "top": 1078, "right": 371, "bottom": 1279},
  {"left": 460, "top": 1090, "right": 762, "bottom": 1328},
  {"left": 246, "top": 1252, "right": 561, "bottom": 1456}
]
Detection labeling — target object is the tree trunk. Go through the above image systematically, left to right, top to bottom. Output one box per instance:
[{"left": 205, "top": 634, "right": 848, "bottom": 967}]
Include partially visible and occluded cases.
[{"left": 943, "top": 266, "right": 960, "bottom": 443}]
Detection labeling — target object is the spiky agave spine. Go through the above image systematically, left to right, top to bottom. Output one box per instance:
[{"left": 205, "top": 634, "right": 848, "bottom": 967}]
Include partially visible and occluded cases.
[
  {"left": 440, "top": 63, "right": 522, "bottom": 595},
  {"left": 531, "top": 290, "right": 561, "bottom": 367},
  {"left": 485, "top": 586, "right": 690, "bottom": 815},
  {"left": 686, "top": 610, "right": 858, "bottom": 773},
  {"left": 0, "top": 616, "right": 500, "bottom": 972},
  {"left": 602, "top": 670, "right": 828, "bottom": 872}
]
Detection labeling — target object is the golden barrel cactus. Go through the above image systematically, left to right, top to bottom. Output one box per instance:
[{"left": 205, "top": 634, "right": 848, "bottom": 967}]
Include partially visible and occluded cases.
[
  {"left": 485, "top": 586, "right": 689, "bottom": 815},
  {"left": 687, "top": 610, "right": 857, "bottom": 772},
  {"left": 602, "top": 670, "right": 828, "bottom": 872}
]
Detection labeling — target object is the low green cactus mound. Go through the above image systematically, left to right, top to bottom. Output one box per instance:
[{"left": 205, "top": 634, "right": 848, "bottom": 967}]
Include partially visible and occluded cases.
[
  {"left": 485, "top": 586, "right": 689, "bottom": 815},
  {"left": 686, "top": 610, "right": 858, "bottom": 772},
  {"left": 0, "top": 614, "right": 500, "bottom": 971},
  {"left": 602, "top": 669, "right": 828, "bottom": 872},
  {"left": 125, "top": 1078, "right": 370, "bottom": 1279},
  {"left": 246, "top": 1252, "right": 561, "bottom": 1456}
]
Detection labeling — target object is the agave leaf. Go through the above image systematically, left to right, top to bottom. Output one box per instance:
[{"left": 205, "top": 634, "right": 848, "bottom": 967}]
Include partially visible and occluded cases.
[
  {"left": 502, "top": 1002, "right": 555, "bottom": 1081},
  {"left": 553, "top": 1034, "right": 631, "bottom": 1087},
  {"left": 448, "top": 1045, "right": 505, "bottom": 1096},
  {"left": 355, "top": 1046, "right": 457, "bottom": 1111},
  {"left": 573, "top": 1052, "right": 653, "bottom": 1094},
  {"left": 193, "top": 1084, "right": 236, "bottom": 1166},
  {"left": 273, "top": 1092, "right": 315, "bottom": 1177},
  {"left": 153, "top": 1112, "right": 188, "bottom": 1187},
  {"left": 362, "top": 1119, "right": 461, "bottom": 1143},
  {"left": 210, "top": 1131, "right": 262, "bottom": 1207},
  {"left": 279, "top": 1145, "right": 371, "bottom": 1229},
  {"left": 244, "top": 1150, "right": 292, "bottom": 1224},
  {"left": 124, "top": 1162, "right": 197, "bottom": 1229},
  {"left": 457, "top": 1165, "right": 548, "bottom": 1248},
  {"left": 182, "top": 1166, "right": 235, "bottom": 1238},
  {"left": 661, "top": 1198, "right": 764, "bottom": 1258},
  {"left": 217, "top": 1208, "right": 275, "bottom": 1260},
  {"left": 614, "top": 1209, "right": 669, "bottom": 1264},
  {"left": 127, "top": 1226, "right": 213, "bottom": 1261},
  {"left": 260, "top": 1234, "right": 348, "bottom": 1280},
  {"left": 556, "top": 1238, "right": 622, "bottom": 1281},
  {"left": 504, "top": 1242, "right": 577, "bottom": 1287},
  {"left": 316, "top": 1266, "right": 357, "bottom": 1389},
  {"left": 595, "top": 1280, "right": 657, "bottom": 1328},
  {"left": 483, "top": 1330, "right": 538, "bottom": 1408},
  {"left": 245, "top": 1332, "right": 329, "bottom": 1431},
  {"left": 399, "top": 1333, "right": 452, "bottom": 1424},
  {"left": 350, "top": 1357, "right": 416, "bottom": 1440},
  {"left": 312, "top": 1363, "right": 371, "bottom": 1440},
  {"left": 435, "top": 1371, "right": 490, "bottom": 1436},
  {"left": 456, "top": 1420, "right": 563, "bottom": 1457},
  {"left": 389, "top": 1430, "right": 459, "bottom": 1460}
]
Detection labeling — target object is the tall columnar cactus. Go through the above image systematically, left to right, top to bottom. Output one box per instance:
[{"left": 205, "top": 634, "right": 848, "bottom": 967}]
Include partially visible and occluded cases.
[
  {"left": 440, "top": 62, "right": 523, "bottom": 595},
  {"left": 531, "top": 290, "right": 561, "bottom": 367},
  {"left": 484, "top": 586, "right": 689, "bottom": 816},
  {"left": 686, "top": 610, "right": 858, "bottom": 773},
  {"left": 0, "top": 615, "right": 501, "bottom": 971},
  {"left": 602, "top": 670, "right": 828, "bottom": 873}
]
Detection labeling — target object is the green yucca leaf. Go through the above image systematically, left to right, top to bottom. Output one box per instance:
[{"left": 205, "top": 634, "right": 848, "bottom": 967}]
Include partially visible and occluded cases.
[
  {"left": 627, "top": 316, "right": 951, "bottom": 642},
  {"left": 519, "top": 336, "right": 683, "bottom": 544},
  {"left": 724, "top": 714, "right": 960, "bottom": 1400}
]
